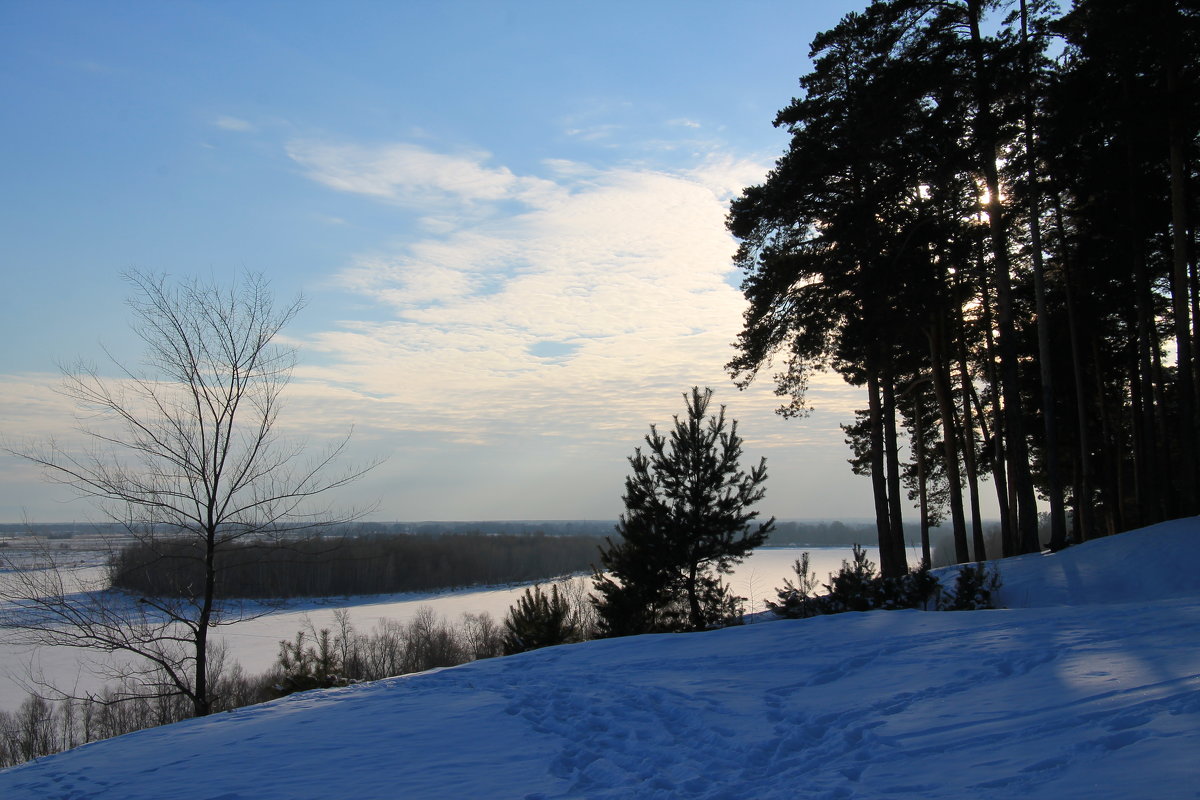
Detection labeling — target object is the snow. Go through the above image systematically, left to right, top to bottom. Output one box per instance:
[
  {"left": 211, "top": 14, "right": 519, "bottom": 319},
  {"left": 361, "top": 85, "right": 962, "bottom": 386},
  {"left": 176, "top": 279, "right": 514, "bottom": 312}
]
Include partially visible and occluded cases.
[{"left": 2, "top": 519, "right": 1198, "bottom": 799}]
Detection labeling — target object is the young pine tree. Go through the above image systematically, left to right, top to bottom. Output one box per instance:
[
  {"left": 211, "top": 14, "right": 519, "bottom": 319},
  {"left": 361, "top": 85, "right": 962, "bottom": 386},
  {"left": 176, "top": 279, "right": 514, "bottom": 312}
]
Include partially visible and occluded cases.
[
  {"left": 593, "top": 387, "right": 774, "bottom": 635},
  {"left": 502, "top": 585, "right": 579, "bottom": 655}
]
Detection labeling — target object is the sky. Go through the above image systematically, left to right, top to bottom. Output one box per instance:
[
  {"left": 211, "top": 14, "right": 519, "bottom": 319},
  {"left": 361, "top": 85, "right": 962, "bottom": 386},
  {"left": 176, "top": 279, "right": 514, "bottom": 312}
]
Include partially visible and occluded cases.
[{"left": 1, "top": 0, "right": 903, "bottom": 524}]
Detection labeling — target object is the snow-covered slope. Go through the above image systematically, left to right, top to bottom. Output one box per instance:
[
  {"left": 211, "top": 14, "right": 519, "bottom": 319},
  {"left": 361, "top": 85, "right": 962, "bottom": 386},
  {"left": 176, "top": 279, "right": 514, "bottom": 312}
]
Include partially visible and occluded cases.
[
  {"left": 3, "top": 518, "right": 1198, "bottom": 800},
  {"left": 994, "top": 518, "right": 1200, "bottom": 607}
]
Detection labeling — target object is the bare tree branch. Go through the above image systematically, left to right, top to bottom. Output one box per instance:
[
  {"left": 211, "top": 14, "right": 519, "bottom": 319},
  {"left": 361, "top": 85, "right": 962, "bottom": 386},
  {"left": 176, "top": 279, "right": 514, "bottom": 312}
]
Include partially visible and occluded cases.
[{"left": 1, "top": 271, "right": 377, "bottom": 717}]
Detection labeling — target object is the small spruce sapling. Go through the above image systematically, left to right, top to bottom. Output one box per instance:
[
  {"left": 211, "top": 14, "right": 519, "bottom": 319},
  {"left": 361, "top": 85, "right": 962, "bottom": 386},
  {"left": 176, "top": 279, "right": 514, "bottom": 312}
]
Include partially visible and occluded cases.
[
  {"left": 823, "top": 544, "right": 880, "bottom": 612},
  {"left": 767, "top": 552, "right": 821, "bottom": 618},
  {"left": 502, "top": 585, "right": 579, "bottom": 655},
  {"left": 273, "top": 628, "right": 349, "bottom": 697}
]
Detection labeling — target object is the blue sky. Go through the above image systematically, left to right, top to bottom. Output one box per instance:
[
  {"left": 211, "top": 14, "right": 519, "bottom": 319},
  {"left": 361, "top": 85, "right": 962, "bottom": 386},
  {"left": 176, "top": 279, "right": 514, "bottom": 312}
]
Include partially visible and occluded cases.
[{"left": 1, "top": 0, "right": 889, "bottom": 524}]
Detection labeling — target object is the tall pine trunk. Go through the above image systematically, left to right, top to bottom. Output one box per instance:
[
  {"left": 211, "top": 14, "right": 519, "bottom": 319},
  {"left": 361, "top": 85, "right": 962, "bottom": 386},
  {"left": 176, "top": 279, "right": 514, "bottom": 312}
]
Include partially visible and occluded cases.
[
  {"left": 967, "top": 0, "right": 1040, "bottom": 553},
  {"left": 1021, "top": 0, "right": 1068, "bottom": 550},
  {"left": 1164, "top": 3, "right": 1198, "bottom": 515},
  {"left": 1052, "top": 193, "right": 1096, "bottom": 542},
  {"left": 975, "top": 232, "right": 1017, "bottom": 555},
  {"left": 953, "top": 271, "right": 987, "bottom": 560},
  {"left": 929, "top": 318, "right": 969, "bottom": 563},
  {"left": 867, "top": 369, "right": 900, "bottom": 578},
  {"left": 882, "top": 371, "right": 909, "bottom": 576},
  {"left": 911, "top": 384, "right": 933, "bottom": 567}
]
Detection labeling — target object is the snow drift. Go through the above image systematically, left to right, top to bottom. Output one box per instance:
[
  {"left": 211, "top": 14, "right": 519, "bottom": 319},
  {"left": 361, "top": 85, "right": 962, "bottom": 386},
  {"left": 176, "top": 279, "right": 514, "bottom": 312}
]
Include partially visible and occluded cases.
[{"left": 2, "top": 518, "right": 1198, "bottom": 799}]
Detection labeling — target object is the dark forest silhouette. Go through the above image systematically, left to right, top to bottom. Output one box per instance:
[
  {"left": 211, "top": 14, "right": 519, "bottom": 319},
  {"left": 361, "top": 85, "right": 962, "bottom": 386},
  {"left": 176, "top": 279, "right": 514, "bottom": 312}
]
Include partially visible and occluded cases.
[{"left": 728, "top": 0, "right": 1199, "bottom": 574}]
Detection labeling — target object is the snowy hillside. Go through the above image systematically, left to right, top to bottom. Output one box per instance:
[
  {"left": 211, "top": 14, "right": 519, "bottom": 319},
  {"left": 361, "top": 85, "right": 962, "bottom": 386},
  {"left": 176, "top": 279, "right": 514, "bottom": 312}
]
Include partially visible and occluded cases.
[{"left": 2, "top": 518, "right": 1198, "bottom": 800}]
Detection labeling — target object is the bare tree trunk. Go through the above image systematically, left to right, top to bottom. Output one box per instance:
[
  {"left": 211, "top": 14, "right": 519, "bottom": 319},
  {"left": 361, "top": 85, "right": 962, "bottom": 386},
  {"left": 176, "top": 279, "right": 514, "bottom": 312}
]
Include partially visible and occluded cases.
[
  {"left": 1052, "top": 193, "right": 1095, "bottom": 542},
  {"left": 1191, "top": 217, "right": 1199, "bottom": 389},
  {"left": 1133, "top": 253, "right": 1160, "bottom": 527},
  {"left": 954, "top": 287, "right": 987, "bottom": 560},
  {"left": 930, "top": 319, "right": 969, "bottom": 563},
  {"left": 1098, "top": 342, "right": 1123, "bottom": 536},
  {"left": 867, "top": 370, "right": 899, "bottom": 578},
  {"left": 882, "top": 372, "right": 909, "bottom": 577},
  {"left": 912, "top": 384, "right": 932, "bottom": 567},
  {"left": 193, "top": 531, "right": 216, "bottom": 717},
  {"left": 687, "top": 563, "right": 702, "bottom": 631}
]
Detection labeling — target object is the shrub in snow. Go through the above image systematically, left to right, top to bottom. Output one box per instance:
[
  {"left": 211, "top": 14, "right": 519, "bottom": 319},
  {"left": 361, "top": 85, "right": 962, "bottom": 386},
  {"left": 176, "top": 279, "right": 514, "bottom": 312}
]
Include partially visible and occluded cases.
[
  {"left": 822, "top": 544, "right": 881, "bottom": 612},
  {"left": 769, "top": 546, "right": 968, "bottom": 618},
  {"left": 875, "top": 562, "right": 940, "bottom": 611},
  {"left": 940, "top": 562, "right": 1002, "bottom": 610},
  {"left": 503, "top": 585, "right": 580, "bottom": 655},
  {"left": 272, "top": 629, "right": 351, "bottom": 698}
]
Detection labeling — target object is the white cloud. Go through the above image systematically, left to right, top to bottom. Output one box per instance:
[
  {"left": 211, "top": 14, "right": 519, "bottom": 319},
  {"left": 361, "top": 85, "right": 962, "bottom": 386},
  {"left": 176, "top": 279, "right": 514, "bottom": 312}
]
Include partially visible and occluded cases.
[
  {"left": 214, "top": 116, "right": 256, "bottom": 132},
  {"left": 564, "top": 124, "right": 622, "bottom": 142},
  {"left": 285, "top": 141, "right": 562, "bottom": 209},
  {"left": 288, "top": 144, "right": 863, "bottom": 459},
  {"left": 541, "top": 159, "right": 601, "bottom": 179},
  {"left": 0, "top": 374, "right": 81, "bottom": 441}
]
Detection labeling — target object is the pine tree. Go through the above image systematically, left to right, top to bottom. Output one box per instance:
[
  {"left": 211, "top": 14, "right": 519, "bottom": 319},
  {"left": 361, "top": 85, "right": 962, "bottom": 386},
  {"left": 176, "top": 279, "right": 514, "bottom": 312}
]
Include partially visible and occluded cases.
[
  {"left": 592, "top": 388, "right": 774, "bottom": 635},
  {"left": 502, "top": 585, "right": 578, "bottom": 655}
]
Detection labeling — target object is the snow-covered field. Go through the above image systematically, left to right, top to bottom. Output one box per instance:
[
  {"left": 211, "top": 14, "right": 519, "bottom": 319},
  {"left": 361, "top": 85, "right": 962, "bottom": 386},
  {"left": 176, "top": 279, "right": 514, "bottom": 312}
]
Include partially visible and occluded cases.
[{"left": 1, "top": 520, "right": 1197, "bottom": 799}]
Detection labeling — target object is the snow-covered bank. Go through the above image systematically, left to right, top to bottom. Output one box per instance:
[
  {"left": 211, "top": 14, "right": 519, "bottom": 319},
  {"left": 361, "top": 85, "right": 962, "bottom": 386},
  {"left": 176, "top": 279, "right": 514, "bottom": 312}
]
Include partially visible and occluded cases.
[
  {"left": 991, "top": 518, "right": 1200, "bottom": 607},
  {"left": 2, "top": 520, "right": 1197, "bottom": 799}
]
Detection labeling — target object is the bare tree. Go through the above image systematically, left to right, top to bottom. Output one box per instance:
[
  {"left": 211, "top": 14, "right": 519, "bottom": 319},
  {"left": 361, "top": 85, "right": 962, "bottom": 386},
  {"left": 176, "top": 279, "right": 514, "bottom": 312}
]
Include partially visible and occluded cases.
[{"left": 1, "top": 271, "right": 373, "bottom": 717}]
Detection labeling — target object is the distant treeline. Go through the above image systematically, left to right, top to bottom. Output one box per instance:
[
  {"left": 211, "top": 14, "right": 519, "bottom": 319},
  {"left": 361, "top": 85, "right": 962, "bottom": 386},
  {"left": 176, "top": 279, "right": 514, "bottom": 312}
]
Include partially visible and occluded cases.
[
  {"left": 0, "top": 520, "right": 618, "bottom": 540},
  {"left": 357, "top": 520, "right": 618, "bottom": 538},
  {"left": 765, "top": 521, "right": 880, "bottom": 547},
  {"left": 766, "top": 521, "right": 1007, "bottom": 562},
  {"left": 0, "top": 522, "right": 130, "bottom": 541},
  {"left": 109, "top": 533, "right": 605, "bottom": 599}
]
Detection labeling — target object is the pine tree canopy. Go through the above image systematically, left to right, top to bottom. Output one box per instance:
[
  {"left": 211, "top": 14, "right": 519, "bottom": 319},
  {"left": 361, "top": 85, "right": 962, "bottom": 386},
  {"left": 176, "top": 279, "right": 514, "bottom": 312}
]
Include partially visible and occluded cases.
[{"left": 593, "top": 387, "right": 775, "bottom": 635}]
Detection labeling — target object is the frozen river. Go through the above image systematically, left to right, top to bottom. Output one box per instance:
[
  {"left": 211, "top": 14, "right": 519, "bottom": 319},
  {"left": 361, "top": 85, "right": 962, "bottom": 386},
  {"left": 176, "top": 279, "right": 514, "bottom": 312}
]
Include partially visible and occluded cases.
[{"left": 0, "top": 545, "right": 924, "bottom": 710}]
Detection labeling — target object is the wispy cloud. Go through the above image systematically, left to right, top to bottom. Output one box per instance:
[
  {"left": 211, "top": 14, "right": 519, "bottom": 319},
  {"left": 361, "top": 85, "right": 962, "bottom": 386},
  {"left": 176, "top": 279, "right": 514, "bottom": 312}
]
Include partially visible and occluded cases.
[
  {"left": 213, "top": 116, "right": 256, "bottom": 132},
  {"left": 564, "top": 124, "right": 622, "bottom": 142},
  {"left": 285, "top": 141, "right": 561, "bottom": 209},
  {"left": 286, "top": 141, "right": 859, "bottom": 455},
  {"left": 0, "top": 374, "right": 80, "bottom": 440}
]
